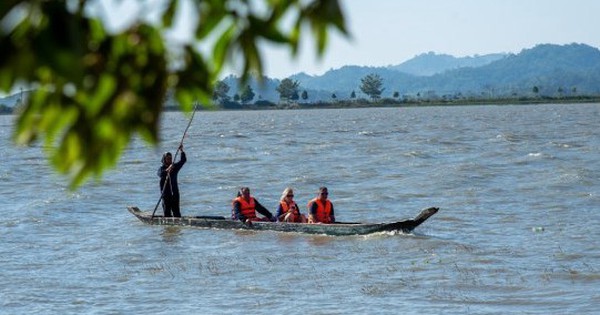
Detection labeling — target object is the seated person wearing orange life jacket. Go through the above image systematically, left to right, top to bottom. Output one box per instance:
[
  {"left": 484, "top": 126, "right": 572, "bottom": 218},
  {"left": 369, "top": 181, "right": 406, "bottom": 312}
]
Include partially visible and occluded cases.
[
  {"left": 232, "top": 187, "right": 275, "bottom": 223},
  {"left": 276, "top": 187, "right": 307, "bottom": 223},
  {"left": 307, "top": 187, "right": 335, "bottom": 224}
]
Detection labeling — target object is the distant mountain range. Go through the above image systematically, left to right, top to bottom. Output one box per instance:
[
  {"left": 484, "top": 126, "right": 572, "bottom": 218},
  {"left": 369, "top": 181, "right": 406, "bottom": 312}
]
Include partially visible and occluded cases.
[
  {"left": 2, "top": 43, "right": 600, "bottom": 107},
  {"left": 219, "top": 43, "right": 600, "bottom": 102},
  {"left": 388, "top": 52, "right": 507, "bottom": 76}
]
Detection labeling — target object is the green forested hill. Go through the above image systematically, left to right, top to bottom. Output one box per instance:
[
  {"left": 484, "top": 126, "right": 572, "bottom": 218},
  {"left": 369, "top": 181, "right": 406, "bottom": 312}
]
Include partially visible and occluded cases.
[
  {"left": 3, "top": 43, "right": 599, "bottom": 107},
  {"left": 219, "top": 43, "right": 600, "bottom": 103},
  {"left": 426, "top": 43, "right": 600, "bottom": 97}
]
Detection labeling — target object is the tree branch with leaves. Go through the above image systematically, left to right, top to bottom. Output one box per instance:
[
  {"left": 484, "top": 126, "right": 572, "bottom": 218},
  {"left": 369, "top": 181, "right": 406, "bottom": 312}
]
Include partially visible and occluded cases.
[{"left": 0, "top": 0, "right": 348, "bottom": 188}]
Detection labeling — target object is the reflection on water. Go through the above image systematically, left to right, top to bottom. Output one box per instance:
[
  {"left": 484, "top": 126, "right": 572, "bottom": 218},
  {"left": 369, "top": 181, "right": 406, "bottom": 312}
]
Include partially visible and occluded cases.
[
  {"left": 160, "top": 226, "right": 182, "bottom": 243},
  {"left": 273, "top": 233, "right": 304, "bottom": 245},
  {"left": 306, "top": 235, "right": 336, "bottom": 247}
]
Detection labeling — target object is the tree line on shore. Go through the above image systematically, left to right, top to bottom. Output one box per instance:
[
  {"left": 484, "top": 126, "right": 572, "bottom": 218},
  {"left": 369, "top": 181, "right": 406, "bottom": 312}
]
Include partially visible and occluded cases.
[
  {"left": 195, "top": 73, "right": 600, "bottom": 110},
  {"left": 4, "top": 76, "right": 599, "bottom": 115}
]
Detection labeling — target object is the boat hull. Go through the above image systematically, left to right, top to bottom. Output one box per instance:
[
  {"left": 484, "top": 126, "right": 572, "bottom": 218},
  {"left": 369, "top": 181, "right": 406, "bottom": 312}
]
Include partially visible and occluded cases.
[{"left": 127, "top": 206, "right": 438, "bottom": 236}]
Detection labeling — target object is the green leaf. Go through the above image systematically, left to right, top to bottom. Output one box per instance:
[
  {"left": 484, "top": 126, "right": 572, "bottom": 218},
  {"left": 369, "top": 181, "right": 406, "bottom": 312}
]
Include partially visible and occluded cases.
[
  {"left": 3, "top": 0, "right": 348, "bottom": 189},
  {"left": 162, "top": 0, "right": 178, "bottom": 28},
  {"left": 212, "top": 24, "right": 236, "bottom": 75}
]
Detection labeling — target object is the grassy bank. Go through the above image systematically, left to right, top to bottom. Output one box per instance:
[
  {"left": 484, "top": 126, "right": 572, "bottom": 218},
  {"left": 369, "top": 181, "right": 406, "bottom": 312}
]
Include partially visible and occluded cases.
[
  {"left": 3, "top": 95, "right": 600, "bottom": 115},
  {"left": 179, "top": 95, "right": 600, "bottom": 110}
]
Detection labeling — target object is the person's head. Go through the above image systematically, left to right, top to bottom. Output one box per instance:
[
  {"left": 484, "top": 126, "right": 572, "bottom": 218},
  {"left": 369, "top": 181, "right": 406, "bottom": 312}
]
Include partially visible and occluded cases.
[
  {"left": 161, "top": 152, "right": 173, "bottom": 165},
  {"left": 317, "top": 186, "right": 329, "bottom": 201},
  {"left": 239, "top": 187, "right": 251, "bottom": 199},
  {"left": 281, "top": 187, "right": 294, "bottom": 202}
]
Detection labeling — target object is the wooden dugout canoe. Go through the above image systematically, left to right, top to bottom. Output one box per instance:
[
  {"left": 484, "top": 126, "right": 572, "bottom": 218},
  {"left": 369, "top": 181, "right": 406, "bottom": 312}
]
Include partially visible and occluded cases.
[{"left": 127, "top": 206, "right": 438, "bottom": 236}]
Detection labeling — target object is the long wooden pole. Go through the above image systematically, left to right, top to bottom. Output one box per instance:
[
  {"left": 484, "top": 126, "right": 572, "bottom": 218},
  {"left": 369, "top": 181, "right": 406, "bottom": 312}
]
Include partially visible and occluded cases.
[{"left": 151, "top": 103, "right": 198, "bottom": 219}]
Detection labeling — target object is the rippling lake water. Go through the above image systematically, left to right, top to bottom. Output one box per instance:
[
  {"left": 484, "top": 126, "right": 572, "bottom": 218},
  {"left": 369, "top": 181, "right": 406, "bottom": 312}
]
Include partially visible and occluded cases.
[{"left": 1, "top": 104, "right": 599, "bottom": 314}]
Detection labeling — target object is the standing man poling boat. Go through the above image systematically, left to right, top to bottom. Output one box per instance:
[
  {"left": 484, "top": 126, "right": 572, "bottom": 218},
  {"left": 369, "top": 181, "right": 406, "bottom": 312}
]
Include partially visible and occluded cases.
[{"left": 157, "top": 144, "right": 187, "bottom": 217}]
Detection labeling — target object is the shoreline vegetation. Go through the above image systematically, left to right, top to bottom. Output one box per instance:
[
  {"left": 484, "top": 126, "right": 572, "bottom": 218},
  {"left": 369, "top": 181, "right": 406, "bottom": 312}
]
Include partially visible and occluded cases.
[
  {"left": 2, "top": 95, "right": 600, "bottom": 115},
  {"left": 164, "top": 95, "right": 600, "bottom": 111}
]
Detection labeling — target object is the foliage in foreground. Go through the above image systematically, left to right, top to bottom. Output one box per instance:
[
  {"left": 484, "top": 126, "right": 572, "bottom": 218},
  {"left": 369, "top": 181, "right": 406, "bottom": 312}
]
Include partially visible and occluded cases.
[{"left": 0, "top": 0, "right": 347, "bottom": 188}]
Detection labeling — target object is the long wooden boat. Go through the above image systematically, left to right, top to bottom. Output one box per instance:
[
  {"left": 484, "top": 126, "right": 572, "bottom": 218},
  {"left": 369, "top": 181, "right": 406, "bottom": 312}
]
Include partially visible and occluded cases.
[{"left": 127, "top": 206, "right": 438, "bottom": 236}]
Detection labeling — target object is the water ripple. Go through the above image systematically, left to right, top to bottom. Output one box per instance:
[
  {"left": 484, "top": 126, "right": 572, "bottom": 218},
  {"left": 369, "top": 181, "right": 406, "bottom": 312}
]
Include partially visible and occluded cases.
[{"left": 1, "top": 104, "right": 600, "bottom": 314}]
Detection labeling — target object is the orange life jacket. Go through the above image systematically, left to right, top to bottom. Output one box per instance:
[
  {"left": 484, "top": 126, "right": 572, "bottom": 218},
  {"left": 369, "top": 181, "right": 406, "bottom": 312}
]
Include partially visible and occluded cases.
[
  {"left": 234, "top": 196, "right": 256, "bottom": 219},
  {"left": 307, "top": 198, "right": 332, "bottom": 223},
  {"left": 280, "top": 201, "right": 299, "bottom": 214}
]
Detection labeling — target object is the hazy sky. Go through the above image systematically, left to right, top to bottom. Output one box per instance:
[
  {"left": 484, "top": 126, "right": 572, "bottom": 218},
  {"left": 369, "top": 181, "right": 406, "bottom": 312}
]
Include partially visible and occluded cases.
[
  {"left": 5, "top": 0, "right": 600, "bottom": 98},
  {"left": 261, "top": 0, "right": 600, "bottom": 78}
]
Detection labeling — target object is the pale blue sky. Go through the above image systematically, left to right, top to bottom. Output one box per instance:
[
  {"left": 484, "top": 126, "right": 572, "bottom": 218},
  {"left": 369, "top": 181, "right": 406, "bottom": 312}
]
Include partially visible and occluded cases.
[
  {"left": 5, "top": 0, "right": 600, "bottom": 98},
  {"left": 260, "top": 0, "right": 600, "bottom": 78},
  {"left": 3, "top": 1, "right": 597, "bottom": 96}
]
